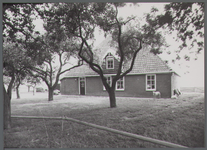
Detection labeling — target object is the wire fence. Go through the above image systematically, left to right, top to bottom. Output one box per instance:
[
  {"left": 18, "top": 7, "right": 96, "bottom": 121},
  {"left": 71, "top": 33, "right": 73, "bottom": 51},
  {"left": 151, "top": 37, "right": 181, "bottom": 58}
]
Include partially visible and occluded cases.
[{"left": 11, "top": 115, "right": 188, "bottom": 148}]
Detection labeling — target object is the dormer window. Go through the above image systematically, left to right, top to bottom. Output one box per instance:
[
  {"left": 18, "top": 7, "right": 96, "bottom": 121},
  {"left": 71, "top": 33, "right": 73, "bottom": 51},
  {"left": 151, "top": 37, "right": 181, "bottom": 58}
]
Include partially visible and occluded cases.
[{"left": 106, "top": 57, "right": 114, "bottom": 69}]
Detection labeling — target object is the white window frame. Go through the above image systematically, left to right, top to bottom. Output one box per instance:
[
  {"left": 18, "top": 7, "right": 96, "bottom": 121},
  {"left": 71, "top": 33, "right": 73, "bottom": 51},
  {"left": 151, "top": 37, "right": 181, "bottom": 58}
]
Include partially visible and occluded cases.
[
  {"left": 106, "top": 57, "right": 114, "bottom": 69},
  {"left": 146, "top": 74, "right": 156, "bottom": 91},
  {"left": 103, "top": 76, "right": 112, "bottom": 91},
  {"left": 116, "top": 77, "right": 125, "bottom": 91}
]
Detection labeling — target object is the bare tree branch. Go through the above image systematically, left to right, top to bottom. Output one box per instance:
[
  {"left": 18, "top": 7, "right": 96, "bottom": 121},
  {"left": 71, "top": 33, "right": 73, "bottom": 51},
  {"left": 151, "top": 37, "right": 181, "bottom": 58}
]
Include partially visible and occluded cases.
[
  {"left": 122, "top": 16, "right": 136, "bottom": 25},
  {"left": 119, "top": 39, "right": 142, "bottom": 78},
  {"left": 27, "top": 69, "right": 50, "bottom": 87}
]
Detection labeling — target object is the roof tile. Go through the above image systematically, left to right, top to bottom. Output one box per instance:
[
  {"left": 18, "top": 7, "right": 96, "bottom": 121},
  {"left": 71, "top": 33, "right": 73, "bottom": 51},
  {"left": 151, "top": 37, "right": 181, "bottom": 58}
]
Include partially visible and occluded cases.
[{"left": 62, "top": 40, "right": 172, "bottom": 78}]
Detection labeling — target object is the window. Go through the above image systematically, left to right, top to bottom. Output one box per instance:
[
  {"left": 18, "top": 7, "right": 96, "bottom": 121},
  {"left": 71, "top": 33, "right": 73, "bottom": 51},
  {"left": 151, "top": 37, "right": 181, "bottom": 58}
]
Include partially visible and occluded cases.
[
  {"left": 106, "top": 57, "right": 114, "bottom": 69},
  {"left": 146, "top": 74, "right": 156, "bottom": 91},
  {"left": 103, "top": 76, "right": 112, "bottom": 90},
  {"left": 116, "top": 77, "right": 125, "bottom": 91}
]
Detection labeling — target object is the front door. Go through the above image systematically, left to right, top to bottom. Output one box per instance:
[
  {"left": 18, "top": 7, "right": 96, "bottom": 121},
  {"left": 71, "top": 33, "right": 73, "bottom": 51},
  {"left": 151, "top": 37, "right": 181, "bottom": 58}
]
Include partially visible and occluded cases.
[{"left": 79, "top": 77, "right": 85, "bottom": 95}]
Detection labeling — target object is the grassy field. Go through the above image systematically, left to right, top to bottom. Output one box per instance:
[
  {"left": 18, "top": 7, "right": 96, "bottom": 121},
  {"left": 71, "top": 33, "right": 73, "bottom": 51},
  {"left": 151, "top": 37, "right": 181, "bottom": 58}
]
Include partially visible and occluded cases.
[
  {"left": 180, "top": 87, "right": 204, "bottom": 93},
  {"left": 4, "top": 92, "right": 205, "bottom": 148}
]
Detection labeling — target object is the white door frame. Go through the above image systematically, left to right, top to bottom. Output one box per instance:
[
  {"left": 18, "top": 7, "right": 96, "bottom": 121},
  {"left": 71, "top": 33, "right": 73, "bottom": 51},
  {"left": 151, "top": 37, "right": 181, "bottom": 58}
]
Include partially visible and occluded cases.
[{"left": 79, "top": 77, "right": 86, "bottom": 95}]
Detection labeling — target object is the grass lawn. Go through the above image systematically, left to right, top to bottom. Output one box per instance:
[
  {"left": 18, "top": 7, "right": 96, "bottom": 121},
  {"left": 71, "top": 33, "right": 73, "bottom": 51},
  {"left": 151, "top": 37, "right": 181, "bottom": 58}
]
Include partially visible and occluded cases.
[{"left": 4, "top": 92, "right": 205, "bottom": 148}]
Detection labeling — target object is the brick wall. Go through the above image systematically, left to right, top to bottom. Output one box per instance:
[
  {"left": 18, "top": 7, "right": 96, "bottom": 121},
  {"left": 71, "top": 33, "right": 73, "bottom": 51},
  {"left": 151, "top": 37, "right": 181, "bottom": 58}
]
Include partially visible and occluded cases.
[
  {"left": 60, "top": 73, "right": 172, "bottom": 98},
  {"left": 156, "top": 73, "right": 172, "bottom": 98},
  {"left": 115, "top": 74, "right": 171, "bottom": 98},
  {"left": 118, "top": 75, "right": 152, "bottom": 97},
  {"left": 86, "top": 76, "right": 108, "bottom": 96},
  {"left": 60, "top": 77, "right": 79, "bottom": 95}
]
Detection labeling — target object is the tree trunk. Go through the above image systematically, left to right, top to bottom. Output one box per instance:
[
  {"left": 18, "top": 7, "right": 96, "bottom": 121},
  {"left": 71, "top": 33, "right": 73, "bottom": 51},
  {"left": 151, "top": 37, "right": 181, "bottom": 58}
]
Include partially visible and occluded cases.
[
  {"left": 4, "top": 75, "right": 15, "bottom": 129},
  {"left": 7, "top": 78, "right": 15, "bottom": 100},
  {"left": 16, "top": 84, "right": 20, "bottom": 99},
  {"left": 4, "top": 85, "right": 11, "bottom": 129},
  {"left": 28, "top": 86, "right": 30, "bottom": 92},
  {"left": 33, "top": 86, "right": 35, "bottom": 95},
  {"left": 16, "top": 87, "right": 20, "bottom": 99},
  {"left": 48, "top": 88, "right": 54, "bottom": 101},
  {"left": 108, "top": 88, "right": 116, "bottom": 108}
]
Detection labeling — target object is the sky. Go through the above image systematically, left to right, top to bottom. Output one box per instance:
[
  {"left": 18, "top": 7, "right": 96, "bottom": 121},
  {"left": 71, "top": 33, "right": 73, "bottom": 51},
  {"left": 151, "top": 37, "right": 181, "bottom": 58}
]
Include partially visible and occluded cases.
[{"left": 33, "top": 3, "right": 205, "bottom": 88}]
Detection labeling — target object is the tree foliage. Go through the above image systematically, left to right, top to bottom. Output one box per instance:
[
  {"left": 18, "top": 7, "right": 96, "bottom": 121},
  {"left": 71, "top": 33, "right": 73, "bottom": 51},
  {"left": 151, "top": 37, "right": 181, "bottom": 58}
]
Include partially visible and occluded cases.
[
  {"left": 146, "top": 2, "right": 204, "bottom": 55},
  {"left": 3, "top": 3, "right": 40, "bottom": 42},
  {"left": 3, "top": 3, "right": 40, "bottom": 129},
  {"left": 3, "top": 3, "right": 40, "bottom": 91},
  {"left": 24, "top": 5, "right": 82, "bottom": 100},
  {"left": 26, "top": 36, "right": 81, "bottom": 100},
  {"left": 3, "top": 39, "right": 35, "bottom": 99},
  {"left": 3, "top": 40, "right": 34, "bottom": 129},
  {"left": 3, "top": 40, "right": 33, "bottom": 81},
  {"left": 26, "top": 76, "right": 41, "bottom": 95}
]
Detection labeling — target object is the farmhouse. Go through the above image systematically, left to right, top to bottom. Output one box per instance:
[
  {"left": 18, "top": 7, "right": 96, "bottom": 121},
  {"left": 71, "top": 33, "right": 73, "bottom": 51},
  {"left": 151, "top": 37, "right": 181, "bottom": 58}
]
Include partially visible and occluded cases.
[{"left": 60, "top": 40, "right": 180, "bottom": 98}]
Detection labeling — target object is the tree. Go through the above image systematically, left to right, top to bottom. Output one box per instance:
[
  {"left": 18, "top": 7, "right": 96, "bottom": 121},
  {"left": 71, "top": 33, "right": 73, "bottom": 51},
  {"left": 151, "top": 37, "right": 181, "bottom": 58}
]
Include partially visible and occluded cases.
[
  {"left": 3, "top": 2, "right": 37, "bottom": 100},
  {"left": 146, "top": 2, "right": 204, "bottom": 60},
  {"left": 3, "top": 3, "right": 41, "bottom": 129},
  {"left": 43, "top": 3, "right": 165, "bottom": 107},
  {"left": 21, "top": 4, "right": 84, "bottom": 101},
  {"left": 26, "top": 31, "right": 82, "bottom": 101},
  {"left": 3, "top": 40, "right": 34, "bottom": 129},
  {"left": 14, "top": 72, "right": 27, "bottom": 99},
  {"left": 26, "top": 76, "right": 41, "bottom": 95}
]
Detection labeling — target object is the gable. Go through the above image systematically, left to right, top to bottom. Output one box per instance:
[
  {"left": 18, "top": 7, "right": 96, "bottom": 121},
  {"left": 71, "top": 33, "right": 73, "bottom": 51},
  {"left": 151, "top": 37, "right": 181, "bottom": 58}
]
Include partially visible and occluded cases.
[{"left": 101, "top": 53, "right": 119, "bottom": 74}]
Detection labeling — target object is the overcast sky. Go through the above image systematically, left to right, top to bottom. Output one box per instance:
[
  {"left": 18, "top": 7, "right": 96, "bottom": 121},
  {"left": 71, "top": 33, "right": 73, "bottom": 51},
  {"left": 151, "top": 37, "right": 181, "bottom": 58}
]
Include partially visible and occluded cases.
[{"left": 33, "top": 3, "right": 204, "bottom": 88}]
